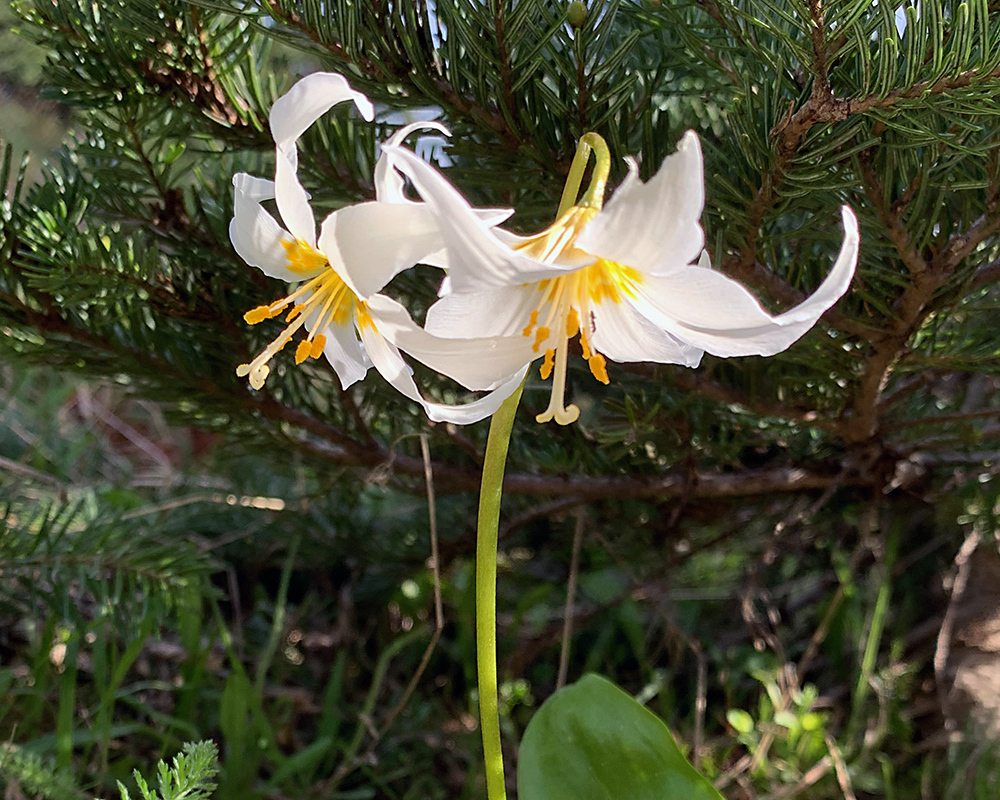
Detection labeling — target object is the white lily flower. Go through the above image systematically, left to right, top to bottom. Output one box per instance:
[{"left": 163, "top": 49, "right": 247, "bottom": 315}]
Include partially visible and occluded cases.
[
  {"left": 229, "top": 72, "right": 527, "bottom": 424},
  {"left": 384, "top": 132, "right": 860, "bottom": 424}
]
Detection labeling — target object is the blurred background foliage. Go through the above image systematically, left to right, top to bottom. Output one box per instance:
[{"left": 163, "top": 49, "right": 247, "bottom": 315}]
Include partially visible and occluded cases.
[{"left": 2, "top": 0, "right": 1000, "bottom": 798}]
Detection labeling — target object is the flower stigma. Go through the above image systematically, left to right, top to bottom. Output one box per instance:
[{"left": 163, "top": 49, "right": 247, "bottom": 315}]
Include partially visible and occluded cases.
[
  {"left": 515, "top": 203, "right": 642, "bottom": 425},
  {"left": 237, "top": 243, "right": 356, "bottom": 390}
]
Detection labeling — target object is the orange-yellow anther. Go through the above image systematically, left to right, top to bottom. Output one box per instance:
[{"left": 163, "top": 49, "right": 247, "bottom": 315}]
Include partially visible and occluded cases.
[
  {"left": 238, "top": 266, "right": 357, "bottom": 390},
  {"left": 245, "top": 305, "right": 280, "bottom": 325},
  {"left": 566, "top": 307, "right": 580, "bottom": 338},
  {"left": 522, "top": 310, "right": 539, "bottom": 337},
  {"left": 532, "top": 326, "right": 550, "bottom": 353},
  {"left": 580, "top": 332, "right": 593, "bottom": 360},
  {"left": 310, "top": 335, "right": 327, "bottom": 359},
  {"left": 540, "top": 349, "right": 555, "bottom": 380},
  {"left": 588, "top": 353, "right": 609, "bottom": 384}
]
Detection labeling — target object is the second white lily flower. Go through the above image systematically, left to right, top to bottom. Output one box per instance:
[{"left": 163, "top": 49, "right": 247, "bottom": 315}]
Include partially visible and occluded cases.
[{"left": 384, "top": 133, "right": 860, "bottom": 424}]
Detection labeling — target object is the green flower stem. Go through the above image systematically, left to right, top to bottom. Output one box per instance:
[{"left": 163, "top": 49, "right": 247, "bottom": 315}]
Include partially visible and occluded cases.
[
  {"left": 474, "top": 130, "right": 607, "bottom": 799},
  {"left": 556, "top": 132, "right": 611, "bottom": 216},
  {"left": 476, "top": 380, "right": 525, "bottom": 800}
]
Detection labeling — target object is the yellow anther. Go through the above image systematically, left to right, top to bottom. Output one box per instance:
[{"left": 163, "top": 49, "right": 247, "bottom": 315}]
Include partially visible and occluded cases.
[
  {"left": 286, "top": 304, "right": 304, "bottom": 322},
  {"left": 244, "top": 305, "right": 279, "bottom": 325},
  {"left": 566, "top": 307, "right": 580, "bottom": 338},
  {"left": 522, "top": 309, "right": 540, "bottom": 337},
  {"left": 532, "top": 326, "right": 550, "bottom": 353},
  {"left": 580, "top": 331, "right": 593, "bottom": 360},
  {"left": 310, "top": 335, "right": 327, "bottom": 359},
  {"left": 294, "top": 339, "right": 312, "bottom": 364},
  {"left": 540, "top": 349, "right": 555, "bottom": 380},
  {"left": 588, "top": 353, "right": 609, "bottom": 384}
]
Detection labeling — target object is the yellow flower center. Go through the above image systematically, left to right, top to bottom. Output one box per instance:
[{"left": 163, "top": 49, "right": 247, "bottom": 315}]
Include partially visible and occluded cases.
[
  {"left": 514, "top": 207, "right": 642, "bottom": 424},
  {"left": 282, "top": 238, "right": 329, "bottom": 274},
  {"left": 237, "top": 241, "right": 359, "bottom": 390}
]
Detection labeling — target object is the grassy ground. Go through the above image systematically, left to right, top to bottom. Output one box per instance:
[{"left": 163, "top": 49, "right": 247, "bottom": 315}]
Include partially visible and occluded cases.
[{"left": 1, "top": 361, "right": 998, "bottom": 799}]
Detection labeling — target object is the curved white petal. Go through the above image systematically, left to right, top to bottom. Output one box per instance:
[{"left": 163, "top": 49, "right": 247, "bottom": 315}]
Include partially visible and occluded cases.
[
  {"left": 269, "top": 72, "right": 375, "bottom": 156},
  {"left": 375, "top": 121, "right": 450, "bottom": 204},
  {"left": 576, "top": 131, "right": 705, "bottom": 275},
  {"left": 383, "top": 145, "right": 581, "bottom": 291},
  {"left": 274, "top": 147, "right": 317, "bottom": 247},
  {"left": 230, "top": 173, "right": 300, "bottom": 281},
  {"left": 235, "top": 173, "right": 276, "bottom": 202},
  {"left": 318, "top": 202, "right": 445, "bottom": 299},
  {"left": 632, "top": 206, "right": 859, "bottom": 357},
  {"left": 421, "top": 208, "right": 517, "bottom": 269},
  {"left": 425, "top": 284, "right": 541, "bottom": 339},
  {"left": 366, "top": 294, "right": 535, "bottom": 390},
  {"left": 589, "top": 298, "right": 703, "bottom": 367},
  {"left": 317, "top": 315, "right": 371, "bottom": 390},
  {"left": 358, "top": 322, "right": 529, "bottom": 424}
]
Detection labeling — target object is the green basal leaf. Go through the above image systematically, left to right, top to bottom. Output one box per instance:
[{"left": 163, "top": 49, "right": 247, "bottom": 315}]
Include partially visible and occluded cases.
[{"left": 518, "top": 674, "right": 724, "bottom": 800}]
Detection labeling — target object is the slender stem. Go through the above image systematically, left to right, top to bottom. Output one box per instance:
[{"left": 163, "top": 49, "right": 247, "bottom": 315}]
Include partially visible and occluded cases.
[
  {"left": 473, "top": 131, "right": 607, "bottom": 798},
  {"left": 556, "top": 132, "right": 611, "bottom": 217},
  {"left": 476, "top": 381, "right": 525, "bottom": 800}
]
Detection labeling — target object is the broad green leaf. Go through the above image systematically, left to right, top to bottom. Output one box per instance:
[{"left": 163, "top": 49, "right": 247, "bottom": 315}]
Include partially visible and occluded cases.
[{"left": 518, "top": 674, "right": 724, "bottom": 800}]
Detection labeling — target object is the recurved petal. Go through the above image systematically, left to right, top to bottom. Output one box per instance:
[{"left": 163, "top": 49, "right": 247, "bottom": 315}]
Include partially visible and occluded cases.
[
  {"left": 269, "top": 72, "right": 375, "bottom": 154},
  {"left": 375, "top": 121, "right": 450, "bottom": 204},
  {"left": 576, "top": 131, "right": 705, "bottom": 275},
  {"left": 383, "top": 145, "right": 579, "bottom": 291},
  {"left": 274, "top": 147, "right": 317, "bottom": 247},
  {"left": 230, "top": 173, "right": 300, "bottom": 281},
  {"left": 234, "top": 173, "right": 277, "bottom": 202},
  {"left": 318, "top": 201, "right": 445, "bottom": 299},
  {"left": 632, "top": 206, "right": 860, "bottom": 357},
  {"left": 366, "top": 294, "right": 535, "bottom": 391},
  {"left": 589, "top": 298, "right": 703, "bottom": 367},
  {"left": 358, "top": 322, "right": 529, "bottom": 424}
]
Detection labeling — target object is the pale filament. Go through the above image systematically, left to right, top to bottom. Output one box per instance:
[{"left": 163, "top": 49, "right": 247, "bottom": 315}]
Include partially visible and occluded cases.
[
  {"left": 517, "top": 217, "right": 635, "bottom": 424},
  {"left": 238, "top": 269, "right": 355, "bottom": 390},
  {"left": 534, "top": 291, "right": 580, "bottom": 424}
]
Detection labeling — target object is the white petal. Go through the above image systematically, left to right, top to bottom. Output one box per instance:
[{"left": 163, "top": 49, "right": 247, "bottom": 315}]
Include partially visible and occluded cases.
[
  {"left": 269, "top": 72, "right": 375, "bottom": 155},
  {"left": 375, "top": 121, "right": 450, "bottom": 204},
  {"left": 372, "top": 123, "right": 513, "bottom": 270},
  {"left": 576, "top": 131, "right": 705, "bottom": 275},
  {"left": 383, "top": 145, "right": 580, "bottom": 291},
  {"left": 274, "top": 147, "right": 317, "bottom": 247},
  {"left": 230, "top": 173, "right": 300, "bottom": 281},
  {"left": 235, "top": 173, "right": 276, "bottom": 202},
  {"left": 318, "top": 202, "right": 445, "bottom": 299},
  {"left": 632, "top": 206, "right": 859, "bottom": 357},
  {"left": 421, "top": 208, "right": 517, "bottom": 269},
  {"left": 425, "top": 284, "right": 541, "bottom": 339},
  {"left": 366, "top": 294, "right": 535, "bottom": 390},
  {"left": 589, "top": 299, "right": 703, "bottom": 367},
  {"left": 317, "top": 315, "right": 371, "bottom": 390},
  {"left": 358, "top": 322, "right": 529, "bottom": 424}
]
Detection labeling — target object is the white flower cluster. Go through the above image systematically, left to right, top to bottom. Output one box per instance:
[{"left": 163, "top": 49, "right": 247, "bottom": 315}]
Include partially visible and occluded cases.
[{"left": 232, "top": 73, "right": 859, "bottom": 425}]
